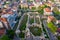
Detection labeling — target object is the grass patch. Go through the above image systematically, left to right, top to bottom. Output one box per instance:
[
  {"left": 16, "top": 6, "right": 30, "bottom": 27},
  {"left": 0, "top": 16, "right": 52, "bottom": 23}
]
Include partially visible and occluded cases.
[
  {"left": 31, "top": 7, "right": 36, "bottom": 11},
  {"left": 19, "top": 15, "right": 28, "bottom": 31},
  {"left": 29, "top": 17, "right": 34, "bottom": 24},
  {"left": 47, "top": 22, "right": 57, "bottom": 33},
  {"left": 29, "top": 26, "right": 42, "bottom": 36},
  {"left": 19, "top": 32, "right": 25, "bottom": 38},
  {"left": 0, "top": 35, "right": 11, "bottom": 40}
]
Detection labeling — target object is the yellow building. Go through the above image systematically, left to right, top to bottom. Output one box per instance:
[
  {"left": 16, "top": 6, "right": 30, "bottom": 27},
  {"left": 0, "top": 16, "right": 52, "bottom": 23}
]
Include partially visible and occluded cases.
[{"left": 20, "top": 3, "right": 28, "bottom": 9}]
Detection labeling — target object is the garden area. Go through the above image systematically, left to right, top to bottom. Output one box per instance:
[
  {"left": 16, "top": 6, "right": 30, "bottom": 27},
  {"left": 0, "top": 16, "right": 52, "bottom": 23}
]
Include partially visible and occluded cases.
[
  {"left": 37, "top": 5, "right": 49, "bottom": 14},
  {"left": 31, "top": 7, "right": 36, "bottom": 11},
  {"left": 53, "top": 7, "right": 60, "bottom": 15},
  {"left": 53, "top": 7, "right": 60, "bottom": 20},
  {"left": 19, "top": 14, "right": 28, "bottom": 31},
  {"left": 29, "top": 17, "right": 34, "bottom": 24},
  {"left": 47, "top": 22, "right": 57, "bottom": 34},
  {"left": 29, "top": 26, "right": 42, "bottom": 36},
  {"left": 0, "top": 30, "right": 15, "bottom": 40},
  {"left": 19, "top": 32, "right": 25, "bottom": 38},
  {"left": 0, "top": 35, "right": 11, "bottom": 40}
]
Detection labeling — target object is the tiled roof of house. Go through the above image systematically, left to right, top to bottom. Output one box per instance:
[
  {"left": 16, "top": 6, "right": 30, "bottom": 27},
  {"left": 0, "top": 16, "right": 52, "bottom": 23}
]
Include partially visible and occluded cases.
[
  {"left": 44, "top": 8, "right": 52, "bottom": 12},
  {"left": 48, "top": 16, "right": 55, "bottom": 20},
  {"left": 0, "top": 18, "right": 7, "bottom": 22},
  {"left": 0, "top": 21, "right": 4, "bottom": 28},
  {"left": 0, "top": 28, "right": 5, "bottom": 35}
]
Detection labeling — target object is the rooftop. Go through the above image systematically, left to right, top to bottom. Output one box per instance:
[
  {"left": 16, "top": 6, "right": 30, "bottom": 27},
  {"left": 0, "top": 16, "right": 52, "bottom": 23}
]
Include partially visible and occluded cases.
[
  {"left": 44, "top": 8, "right": 52, "bottom": 12},
  {"left": 48, "top": 16, "right": 55, "bottom": 20},
  {"left": 0, "top": 18, "right": 7, "bottom": 22}
]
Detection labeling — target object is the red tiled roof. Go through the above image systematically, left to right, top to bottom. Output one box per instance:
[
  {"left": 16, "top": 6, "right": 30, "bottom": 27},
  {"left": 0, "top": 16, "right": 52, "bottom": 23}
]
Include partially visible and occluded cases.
[
  {"left": 44, "top": 8, "right": 51, "bottom": 12},
  {"left": 8, "top": 10, "right": 13, "bottom": 14},
  {"left": 48, "top": 16, "right": 54, "bottom": 20},
  {"left": 0, "top": 18, "right": 7, "bottom": 22},
  {"left": 0, "top": 28, "right": 5, "bottom": 35},
  {"left": 57, "top": 28, "right": 60, "bottom": 33}
]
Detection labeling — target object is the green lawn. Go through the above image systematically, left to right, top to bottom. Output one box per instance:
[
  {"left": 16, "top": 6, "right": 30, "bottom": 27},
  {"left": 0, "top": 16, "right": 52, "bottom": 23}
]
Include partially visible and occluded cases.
[
  {"left": 31, "top": 7, "right": 36, "bottom": 11},
  {"left": 37, "top": 9, "right": 44, "bottom": 14},
  {"left": 19, "top": 15, "right": 28, "bottom": 31},
  {"left": 29, "top": 17, "right": 34, "bottom": 24},
  {"left": 47, "top": 22, "right": 57, "bottom": 33},
  {"left": 29, "top": 26, "right": 42, "bottom": 36},
  {"left": 19, "top": 32, "right": 25, "bottom": 38},
  {"left": 0, "top": 35, "right": 11, "bottom": 40}
]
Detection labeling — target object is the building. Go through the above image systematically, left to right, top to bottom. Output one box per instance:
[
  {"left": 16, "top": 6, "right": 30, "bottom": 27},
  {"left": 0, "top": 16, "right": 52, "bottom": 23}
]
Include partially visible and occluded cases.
[
  {"left": 20, "top": 0, "right": 27, "bottom": 3},
  {"left": 35, "top": 0, "right": 40, "bottom": 3},
  {"left": 54, "top": 0, "right": 60, "bottom": 2},
  {"left": 45, "top": 2, "right": 53, "bottom": 7},
  {"left": 20, "top": 3, "right": 28, "bottom": 9},
  {"left": 29, "top": 3, "right": 35, "bottom": 9},
  {"left": 44, "top": 8, "right": 53, "bottom": 15},
  {"left": 1, "top": 12, "right": 17, "bottom": 29},
  {"left": 47, "top": 16, "right": 55, "bottom": 23},
  {"left": 0, "top": 18, "right": 10, "bottom": 29},
  {"left": 56, "top": 20, "right": 60, "bottom": 24},
  {"left": 0, "top": 21, "right": 6, "bottom": 36},
  {"left": 57, "top": 27, "right": 60, "bottom": 33}
]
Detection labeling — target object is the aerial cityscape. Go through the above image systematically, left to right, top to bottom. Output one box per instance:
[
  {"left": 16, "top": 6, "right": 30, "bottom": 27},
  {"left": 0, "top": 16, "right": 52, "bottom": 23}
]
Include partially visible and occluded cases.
[{"left": 0, "top": 0, "right": 60, "bottom": 40}]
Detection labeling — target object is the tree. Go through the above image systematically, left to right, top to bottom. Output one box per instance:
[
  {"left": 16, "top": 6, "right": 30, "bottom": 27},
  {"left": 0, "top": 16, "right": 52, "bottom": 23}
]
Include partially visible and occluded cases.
[
  {"left": 18, "top": 5, "right": 21, "bottom": 9},
  {"left": 37, "top": 5, "right": 49, "bottom": 14},
  {"left": 37, "top": 6, "right": 44, "bottom": 14},
  {"left": 31, "top": 7, "right": 36, "bottom": 11},
  {"left": 53, "top": 7, "right": 60, "bottom": 15},
  {"left": 37, "top": 9, "right": 43, "bottom": 14},
  {"left": 6, "top": 30, "right": 15, "bottom": 39},
  {"left": 19, "top": 32, "right": 25, "bottom": 38},
  {"left": 0, "top": 35, "right": 11, "bottom": 40}
]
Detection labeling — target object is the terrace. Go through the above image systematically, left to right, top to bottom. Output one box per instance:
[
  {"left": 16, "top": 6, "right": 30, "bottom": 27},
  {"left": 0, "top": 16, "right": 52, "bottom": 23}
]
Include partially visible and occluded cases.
[{"left": 29, "top": 26, "right": 42, "bottom": 36}]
